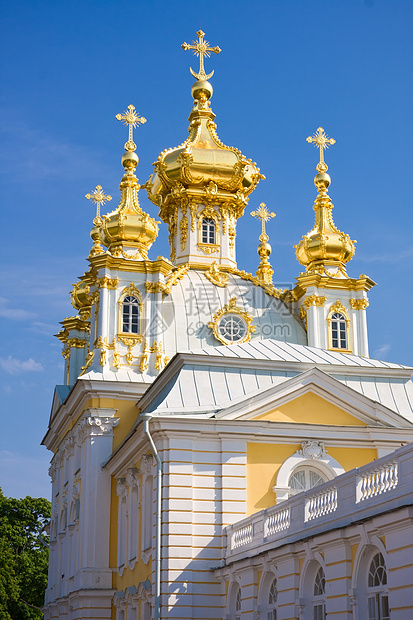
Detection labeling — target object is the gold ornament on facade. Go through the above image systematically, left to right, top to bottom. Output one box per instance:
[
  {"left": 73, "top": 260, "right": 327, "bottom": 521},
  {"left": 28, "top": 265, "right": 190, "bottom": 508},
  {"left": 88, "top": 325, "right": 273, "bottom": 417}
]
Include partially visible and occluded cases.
[
  {"left": 295, "top": 127, "right": 355, "bottom": 274},
  {"left": 251, "top": 203, "right": 276, "bottom": 284},
  {"left": 180, "top": 215, "right": 189, "bottom": 250},
  {"left": 205, "top": 261, "right": 229, "bottom": 288},
  {"left": 145, "top": 264, "right": 190, "bottom": 296},
  {"left": 96, "top": 276, "right": 119, "bottom": 289},
  {"left": 303, "top": 295, "right": 327, "bottom": 308},
  {"left": 208, "top": 297, "right": 256, "bottom": 346},
  {"left": 350, "top": 298, "right": 369, "bottom": 310},
  {"left": 329, "top": 300, "right": 348, "bottom": 315},
  {"left": 140, "top": 340, "right": 149, "bottom": 372},
  {"left": 150, "top": 341, "right": 165, "bottom": 371},
  {"left": 113, "top": 349, "right": 121, "bottom": 369},
  {"left": 79, "top": 351, "right": 94, "bottom": 377}
]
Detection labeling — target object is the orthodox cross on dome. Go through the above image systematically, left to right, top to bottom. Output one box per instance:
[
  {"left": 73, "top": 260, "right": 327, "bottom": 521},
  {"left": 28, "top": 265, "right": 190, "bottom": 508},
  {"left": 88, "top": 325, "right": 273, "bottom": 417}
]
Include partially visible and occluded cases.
[
  {"left": 181, "top": 30, "right": 221, "bottom": 81},
  {"left": 116, "top": 105, "right": 147, "bottom": 152},
  {"left": 306, "top": 127, "right": 336, "bottom": 173},
  {"left": 85, "top": 185, "right": 112, "bottom": 224},
  {"left": 251, "top": 202, "right": 276, "bottom": 243}
]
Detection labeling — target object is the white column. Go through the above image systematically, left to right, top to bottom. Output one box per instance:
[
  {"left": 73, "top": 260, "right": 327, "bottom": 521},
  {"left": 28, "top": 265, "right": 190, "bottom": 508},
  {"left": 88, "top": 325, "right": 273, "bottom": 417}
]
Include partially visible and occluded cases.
[{"left": 75, "top": 409, "right": 118, "bottom": 591}]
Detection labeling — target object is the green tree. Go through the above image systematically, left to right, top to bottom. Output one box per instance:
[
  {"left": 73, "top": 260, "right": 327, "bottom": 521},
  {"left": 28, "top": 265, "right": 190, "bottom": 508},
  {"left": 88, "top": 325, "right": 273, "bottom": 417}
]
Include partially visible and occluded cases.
[{"left": 0, "top": 489, "right": 51, "bottom": 620}]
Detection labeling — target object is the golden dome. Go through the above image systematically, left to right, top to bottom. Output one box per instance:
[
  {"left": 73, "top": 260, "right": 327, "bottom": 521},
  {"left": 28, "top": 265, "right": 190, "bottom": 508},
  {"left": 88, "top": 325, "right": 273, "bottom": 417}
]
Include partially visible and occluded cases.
[
  {"left": 146, "top": 77, "right": 264, "bottom": 222},
  {"left": 99, "top": 106, "right": 159, "bottom": 260},
  {"left": 295, "top": 171, "right": 355, "bottom": 273}
]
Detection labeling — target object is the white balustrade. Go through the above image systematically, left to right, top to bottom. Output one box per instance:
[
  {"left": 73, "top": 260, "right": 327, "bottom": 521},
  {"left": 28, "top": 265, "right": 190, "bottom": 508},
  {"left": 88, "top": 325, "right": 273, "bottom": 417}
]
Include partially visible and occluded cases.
[
  {"left": 356, "top": 461, "right": 398, "bottom": 502},
  {"left": 305, "top": 487, "right": 337, "bottom": 522},
  {"left": 265, "top": 507, "right": 290, "bottom": 537},
  {"left": 232, "top": 523, "right": 254, "bottom": 549}
]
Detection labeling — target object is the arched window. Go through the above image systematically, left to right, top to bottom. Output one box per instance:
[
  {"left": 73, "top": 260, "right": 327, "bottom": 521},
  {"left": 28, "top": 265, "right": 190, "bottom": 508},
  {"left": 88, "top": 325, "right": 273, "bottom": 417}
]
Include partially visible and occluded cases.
[
  {"left": 202, "top": 218, "right": 216, "bottom": 244},
  {"left": 122, "top": 296, "right": 140, "bottom": 334},
  {"left": 330, "top": 312, "right": 347, "bottom": 350},
  {"left": 289, "top": 466, "right": 328, "bottom": 496},
  {"left": 142, "top": 475, "right": 153, "bottom": 551},
  {"left": 368, "top": 553, "right": 389, "bottom": 620},
  {"left": 313, "top": 567, "right": 326, "bottom": 620},
  {"left": 267, "top": 578, "right": 278, "bottom": 620},
  {"left": 235, "top": 586, "right": 241, "bottom": 620}
]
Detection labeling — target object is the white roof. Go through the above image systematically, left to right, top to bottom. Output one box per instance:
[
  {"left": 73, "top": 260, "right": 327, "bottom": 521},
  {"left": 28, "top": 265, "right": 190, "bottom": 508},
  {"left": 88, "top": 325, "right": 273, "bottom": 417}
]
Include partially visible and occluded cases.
[{"left": 141, "top": 339, "right": 413, "bottom": 422}]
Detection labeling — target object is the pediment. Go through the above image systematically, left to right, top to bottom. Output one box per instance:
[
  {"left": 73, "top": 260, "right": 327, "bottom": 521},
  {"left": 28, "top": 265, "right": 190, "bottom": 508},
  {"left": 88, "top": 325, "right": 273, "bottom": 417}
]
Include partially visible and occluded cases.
[{"left": 215, "top": 367, "right": 413, "bottom": 429}]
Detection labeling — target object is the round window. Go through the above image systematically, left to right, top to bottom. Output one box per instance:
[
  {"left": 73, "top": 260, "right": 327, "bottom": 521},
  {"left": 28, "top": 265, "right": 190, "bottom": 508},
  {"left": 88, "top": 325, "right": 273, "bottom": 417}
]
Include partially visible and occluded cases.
[{"left": 217, "top": 313, "right": 248, "bottom": 344}]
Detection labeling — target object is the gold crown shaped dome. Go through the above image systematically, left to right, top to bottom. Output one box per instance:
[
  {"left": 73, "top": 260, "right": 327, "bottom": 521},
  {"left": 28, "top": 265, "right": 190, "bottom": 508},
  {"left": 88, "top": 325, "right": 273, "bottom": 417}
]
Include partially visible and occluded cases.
[
  {"left": 146, "top": 31, "right": 264, "bottom": 220},
  {"left": 97, "top": 105, "right": 159, "bottom": 260},
  {"left": 295, "top": 128, "right": 355, "bottom": 274}
]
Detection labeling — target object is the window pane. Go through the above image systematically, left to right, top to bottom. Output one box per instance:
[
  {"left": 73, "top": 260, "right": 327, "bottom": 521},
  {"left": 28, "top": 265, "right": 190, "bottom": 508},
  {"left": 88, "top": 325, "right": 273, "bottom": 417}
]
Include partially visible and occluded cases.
[
  {"left": 380, "top": 594, "right": 390, "bottom": 620},
  {"left": 368, "top": 596, "right": 376, "bottom": 620}
]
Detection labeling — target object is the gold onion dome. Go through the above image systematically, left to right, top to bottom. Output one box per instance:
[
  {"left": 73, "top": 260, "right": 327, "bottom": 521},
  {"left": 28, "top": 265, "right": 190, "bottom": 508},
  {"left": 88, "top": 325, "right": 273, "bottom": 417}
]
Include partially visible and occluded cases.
[
  {"left": 146, "top": 30, "right": 264, "bottom": 220},
  {"left": 97, "top": 105, "right": 158, "bottom": 260},
  {"left": 295, "top": 127, "right": 355, "bottom": 274}
]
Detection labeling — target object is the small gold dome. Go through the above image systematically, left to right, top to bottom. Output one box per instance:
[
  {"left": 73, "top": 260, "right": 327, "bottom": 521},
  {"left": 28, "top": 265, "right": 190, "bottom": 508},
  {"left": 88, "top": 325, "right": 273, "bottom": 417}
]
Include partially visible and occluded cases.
[
  {"left": 100, "top": 155, "right": 159, "bottom": 260},
  {"left": 295, "top": 173, "right": 355, "bottom": 272}
]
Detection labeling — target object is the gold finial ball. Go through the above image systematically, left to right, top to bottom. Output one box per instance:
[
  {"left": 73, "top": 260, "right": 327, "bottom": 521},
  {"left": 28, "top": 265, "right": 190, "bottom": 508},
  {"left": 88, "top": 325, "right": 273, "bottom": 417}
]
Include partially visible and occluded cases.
[
  {"left": 191, "top": 80, "right": 213, "bottom": 102},
  {"left": 122, "top": 150, "right": 139, "bottom": 170},
  {"left": 314, "top": 171, "right": 331, "bottom": 188},
  {"left": 258, "top": 241, "right": 272, "bottom": 258}
]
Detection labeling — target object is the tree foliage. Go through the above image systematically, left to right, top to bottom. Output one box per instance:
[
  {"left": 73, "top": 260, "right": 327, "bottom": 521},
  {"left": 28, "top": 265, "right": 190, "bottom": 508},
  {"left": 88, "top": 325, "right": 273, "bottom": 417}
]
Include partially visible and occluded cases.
[{"left": 0, "top": 489, "right": 51, "bottom": 620}]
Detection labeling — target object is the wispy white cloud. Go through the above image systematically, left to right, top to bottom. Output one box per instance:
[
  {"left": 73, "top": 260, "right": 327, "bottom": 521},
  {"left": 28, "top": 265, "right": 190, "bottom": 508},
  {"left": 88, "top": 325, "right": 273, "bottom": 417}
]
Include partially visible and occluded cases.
[
  {"left": 0, "top": 112, "right": 112, "bottom": 181},
  {"left": 358, "top": 247, "right": 413, "bottom": 264},
  {"left": 0, "top": 296, "right": 37, "bottom": 320},
  {"left": 372, "top": 344, "right": 391, "bottom": 360},
  {"left": 0, "top": 356, "right": 44, "bottom": 375}
]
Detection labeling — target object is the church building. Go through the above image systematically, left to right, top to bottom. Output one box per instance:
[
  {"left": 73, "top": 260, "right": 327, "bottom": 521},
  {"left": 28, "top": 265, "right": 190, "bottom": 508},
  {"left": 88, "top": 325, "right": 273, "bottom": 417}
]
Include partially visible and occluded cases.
[{"left": 42, "top": 31, "right": 413, "bottom": 620}]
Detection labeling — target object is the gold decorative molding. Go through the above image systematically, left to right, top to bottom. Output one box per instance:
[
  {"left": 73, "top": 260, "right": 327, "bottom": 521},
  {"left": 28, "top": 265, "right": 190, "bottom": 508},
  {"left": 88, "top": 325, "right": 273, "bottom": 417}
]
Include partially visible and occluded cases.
[
  {"left": 180, "top": 215, "right": 188, "bottom": 251},
  {"left": 228, "top": 224, "right": 236, "bottom": 251},
  {"left": 197, "top": 243, "right": 220, "bottom": 254},
  {"left": 205, "top": 261, "right": 229, "bottom": 288},
  {"left": 145, "top": 264, "right": 190, "bottom": 295},
  {"left": 228, "top": 268, "right": 282, "bottom": 299},
  {"left": 96, "top": 276, "right": 119, "bottom": 289},
  {"left": 303, "top": 295, "right": 327, "bottom": 308},
  {"left": 208, "top": 297, "right": 256, "bottom": 346},
  {"left": 350, "top": 298, "right": 369, "bottom": 310},
  {"left": 329, "top": 299, "right": 347, "bottom": 315},
  {"left": 67, "top": 337, "right": 88, "bottom": 349},
  {"left": 150, "top": 341, "right": 164, "bottom": 371},
  {"left": 79, "top": 351, "right": 94, "bottom": 377}
]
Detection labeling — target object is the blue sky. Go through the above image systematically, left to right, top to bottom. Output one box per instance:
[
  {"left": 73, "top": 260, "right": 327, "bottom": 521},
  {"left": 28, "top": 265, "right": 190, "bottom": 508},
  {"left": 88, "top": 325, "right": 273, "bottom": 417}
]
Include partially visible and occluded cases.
[{"left": 1, "top": 0, "right": 412, "bottom": 499}]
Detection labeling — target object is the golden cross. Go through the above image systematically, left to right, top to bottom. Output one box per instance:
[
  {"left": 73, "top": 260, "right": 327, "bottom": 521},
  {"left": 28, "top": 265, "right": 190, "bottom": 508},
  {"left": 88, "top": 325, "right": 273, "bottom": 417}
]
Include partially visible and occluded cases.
[
  {"left": 181, "top": 30, "right": 221, "bottom": 81},
  {"left": 116, "top": 105, "right": 147, "bottom": 152},
  {"left": 306, "top": 127, "right": 336, "bottom": 172},
  {"left": 85, "top": 185, "right": 112, "bottom": 223},
  {"left": 251, "top": 203, "right": 276, "bottom": 242}
]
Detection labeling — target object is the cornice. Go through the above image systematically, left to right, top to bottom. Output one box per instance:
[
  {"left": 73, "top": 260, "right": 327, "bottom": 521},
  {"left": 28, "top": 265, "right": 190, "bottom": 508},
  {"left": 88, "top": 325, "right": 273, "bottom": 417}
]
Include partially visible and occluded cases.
[
  {"left": 88, "top": 254, "right": 173, "bottom": 276},
  {"left": 290, "top": 273, "right": 377, "bottom": 301},
  {"left": 42, "top": 379, "right": 147, "bottom": 452}
]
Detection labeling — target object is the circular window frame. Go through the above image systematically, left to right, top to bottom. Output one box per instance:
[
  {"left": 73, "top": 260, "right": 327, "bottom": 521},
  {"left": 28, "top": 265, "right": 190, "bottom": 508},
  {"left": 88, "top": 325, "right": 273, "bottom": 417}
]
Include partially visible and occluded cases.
[{"left": 208, "top": 297, "right": 255, "bottom": 346}]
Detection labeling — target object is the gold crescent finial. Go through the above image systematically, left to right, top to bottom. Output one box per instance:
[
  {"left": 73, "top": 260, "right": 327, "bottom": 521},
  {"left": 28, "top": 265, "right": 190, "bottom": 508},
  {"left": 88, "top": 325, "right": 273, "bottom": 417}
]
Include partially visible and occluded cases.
[
  {"left": 181, "top": 29, "right": 221, "bottom": 81},
  {"left": 115, "top": 105, "right": 147, "bottom": 152},
  {"left": 306, "top": 127, "right": 336, "bottom": 172},
  {"left": 85, "top": 185, "right": 112, "bottom": 224},
  {"left": 251, "top": 202, "right": 276, "bottom": 243}
]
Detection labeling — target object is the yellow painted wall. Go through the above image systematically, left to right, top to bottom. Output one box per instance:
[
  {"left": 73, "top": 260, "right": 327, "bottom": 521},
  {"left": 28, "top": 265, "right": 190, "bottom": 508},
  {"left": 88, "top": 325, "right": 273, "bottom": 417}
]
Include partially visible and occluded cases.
[
  {"left": 255, "top": 392, "right": 367, "bottom": 426},
  {"left": 247, "top": 443, "right": 300, "bottom": 514},
  {"left": 247, "top": 443, "right": 378, "bottom": 515},
  {"left": 327, "top": 446, "right": 377, "bottom": 471}
]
